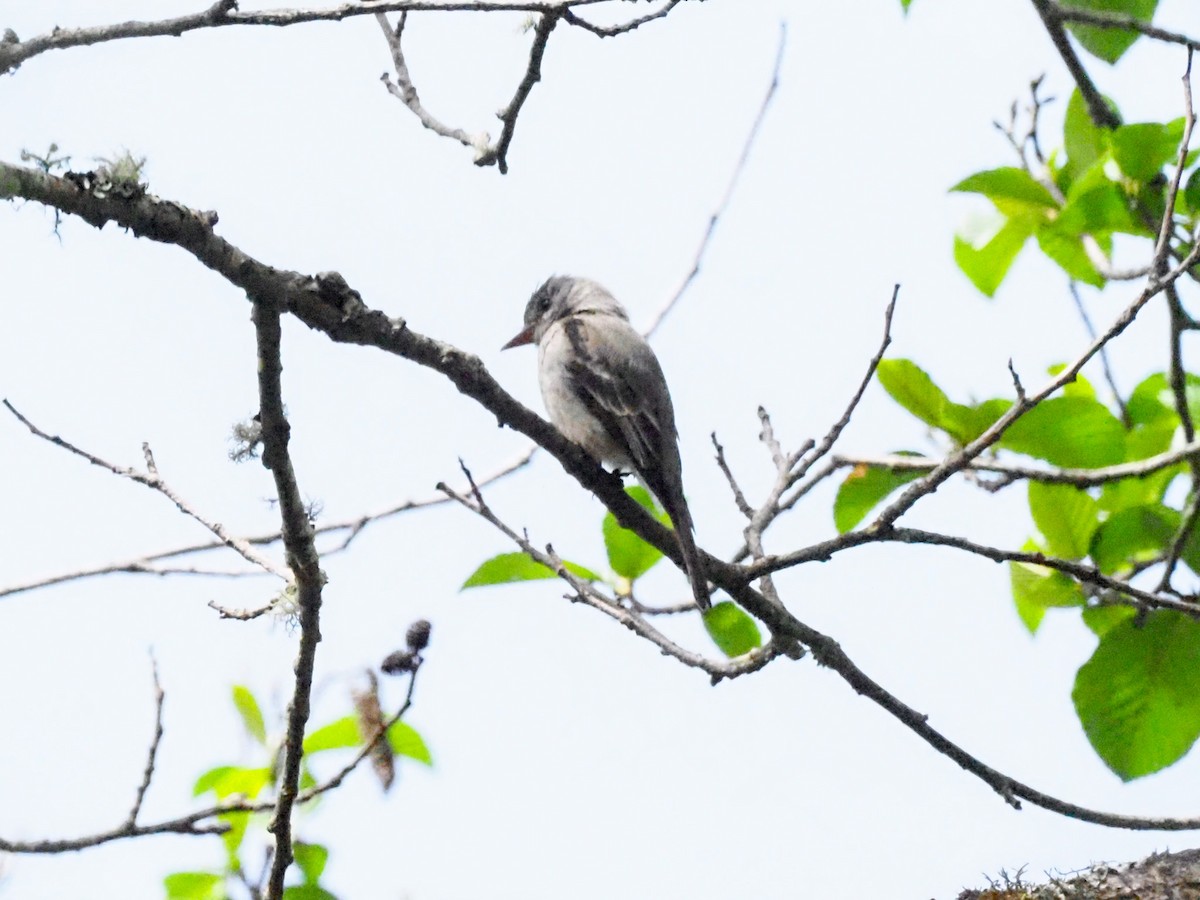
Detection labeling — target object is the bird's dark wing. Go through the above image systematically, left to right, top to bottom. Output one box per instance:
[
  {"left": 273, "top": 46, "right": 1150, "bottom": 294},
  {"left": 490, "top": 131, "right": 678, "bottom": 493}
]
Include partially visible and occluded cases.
[{"left": 561, "top": 314, "right": 675, "bottom": 494}]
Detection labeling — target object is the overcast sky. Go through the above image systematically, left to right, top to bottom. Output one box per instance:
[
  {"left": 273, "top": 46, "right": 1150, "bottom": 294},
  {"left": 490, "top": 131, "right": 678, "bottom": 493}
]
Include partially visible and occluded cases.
[{"left": 3, "top": 1, "right": 1199, "bottom": 897}]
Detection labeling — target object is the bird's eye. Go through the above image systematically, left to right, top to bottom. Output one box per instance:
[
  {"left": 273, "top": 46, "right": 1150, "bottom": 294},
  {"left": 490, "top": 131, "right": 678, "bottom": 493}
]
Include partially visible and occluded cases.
[{"left": 536, "top": 296, "right": 551, "bottom": 312}]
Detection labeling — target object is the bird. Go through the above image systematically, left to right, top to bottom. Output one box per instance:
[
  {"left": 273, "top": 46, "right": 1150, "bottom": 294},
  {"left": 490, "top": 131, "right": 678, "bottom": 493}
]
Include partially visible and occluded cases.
[{"left": 503, "top": 275, "right": 710, "bottom": 610}]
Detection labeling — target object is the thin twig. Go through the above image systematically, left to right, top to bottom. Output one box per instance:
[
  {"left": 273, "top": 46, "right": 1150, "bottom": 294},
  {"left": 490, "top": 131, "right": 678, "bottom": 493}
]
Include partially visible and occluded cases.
[
  {"left": 0, "top": 0, "right": 615, "bottom": 75},
  {"left": 562, "top": 0, "right": 682, "bottom": 38},
  {"left": 1045, "top": 1, "right": 1200, "bottom": 54},
  {"left": 487, "top": 11, "right": 561, "bottom": 174},
  {"left": 376, "top": 12, "right": 488, "bottom": 159},
  {"left": 644, "top": 22, "right": 786, "bottom": 336},
  {"left": 14, "top": 159, "right": 1200, "bottom": 832},
  {"left": 1069, "top": 281, "right": 1128, "bottom": 423},
  {"left": 789, "top": 284, "right": 899, "bottom": 487},
  {"left": 2, "top": 399, "right": 291, "bottom": 582},
  {"left": 712, "top": 433, "right": 754, "bottom": 519},
  {"left": 829, "top": 441, "right": 1200, "bottom": 489},
  {"left": 0, "top": 447, "right": 535, "bottom": 600},
  {"left": 438, "top": 474, "right": 779, "bottom": 682},
  {"left": 124, "top": 654, "right": 165, "bottom": 828}
]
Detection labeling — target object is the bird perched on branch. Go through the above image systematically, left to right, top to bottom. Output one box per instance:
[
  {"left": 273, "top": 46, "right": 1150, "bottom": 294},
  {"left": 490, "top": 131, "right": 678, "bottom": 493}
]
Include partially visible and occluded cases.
[{"left": 503, "top": 275, "right": 710, "bottom": 610}]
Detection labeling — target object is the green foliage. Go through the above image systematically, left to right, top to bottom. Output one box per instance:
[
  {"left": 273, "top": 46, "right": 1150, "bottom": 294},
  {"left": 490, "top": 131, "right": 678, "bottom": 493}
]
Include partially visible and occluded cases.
[
  {"left": 1060, "top": 0, "right": 1159, "bottom": 64},
  {"left": 951, "top": 73, "right": 1199, "bottom": 297},
  {"left": 1111, "top": 119, "right": 1184, "bottom": 181},
  {"left": 953, "top": 213, "right": 1035, "bottom": 297},
  {"left": 875, "top": 359, "right": 1003, "bottom": 444},
  {"left": 998, "top": 396, "right": 1125, "bottom": 467},
  {"left": 833, "top": 456, "right": 924, "bottom": 533},
  {"left": 1028, "top": 482, "right": 1099, "bottom": 559},
  {"left": 603, "top": 485, "right": 671, "bottom": 579},
  {"left": 1089, "top": 505, "right": 1179, "bottom": 574},
  {"left": 461, "top": 552, "right": 599, "bottom": 589},
  {"left": 1009, "top": 552, "right": 1085, "bottom": 635},
  {"left": 702, "top": 601, "right": 763, "bottom": 657},
  {"left": 1073, "top": 611, "right": 1200, "bottom": 780},
  {"left": 172, "top": 684, "right": 429, "bottom": 898},
  {"left": 232, "top": 685, "right": 267, "bottom": 746},
  {"left": 303, "top": 716, "right": 361, "bottom": 754},
  {"left": 388, "top": 720, "right": 433, "bottom": 765},
  {"left": 192, "top": 765, "right": 273, "bottom": 800},
  {"left": 292, "top": 843, "right": 329, "bottom": 884},
  {"left": 164, "top": 872, "right": 226, "bottom": 900},
  {"left": 282, "top": 887, "right": 338, "bottom": 900}
]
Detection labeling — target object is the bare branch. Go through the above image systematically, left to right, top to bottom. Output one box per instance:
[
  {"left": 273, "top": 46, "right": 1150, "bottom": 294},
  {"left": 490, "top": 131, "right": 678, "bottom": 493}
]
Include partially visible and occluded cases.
[
  {"left": 0, "top": 0, "right": 613, "bottom": 75},
  {"left": 562, "top": 0, "right": 682, "bottom": 38},
  {"left": 1030, "top": 0, "right": 1122, "bottom": 130},
  {"left": 1043, "top": 1, "right": 1200, "bottom": 54},
  {"left": 487, "top": 11, "right": 561, "bottom": 174},
  {"left": 376, "top": 12, "right": 489, "bottom": 160},
  {"left": 644, "top": 22, "right": 786, "bottom": 336},
  {"left": 12, "top": 159, "right": 1200, "bottom": 831},
  {"left": 868, "top": 234, "right": 1200, "bottom": 532},
  {"left": 1069, "top": 281, "right": 1128, "bottom": 423},
  {"left": 789, "top": 284, "right": 898, "bottom": 486},
  {"left": 250, "top": 303, "right": 325, "bottom": 900},
  {"left": 1, "top": 399, "right": 291, "bottom": 582},
  {"left": 712, "top": 432, "right": 754, "bottom": 519},
  {"left": 0, "top": 439, "right": 534, "bottom": 601},
  {"left": 831, "top": 440, "right": 1200, "bottom": 489},
  {"left": 437, "top": 473, "right": 780, "bottom": 682},
  {"left": 124, "top": 654, "right": 165, "bottom": 828}
]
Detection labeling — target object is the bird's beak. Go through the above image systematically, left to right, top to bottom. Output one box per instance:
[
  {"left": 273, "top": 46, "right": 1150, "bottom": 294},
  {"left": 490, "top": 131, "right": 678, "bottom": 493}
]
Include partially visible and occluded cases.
[{"left": 502, "top": 325, "right": 535, "bottom": 350}]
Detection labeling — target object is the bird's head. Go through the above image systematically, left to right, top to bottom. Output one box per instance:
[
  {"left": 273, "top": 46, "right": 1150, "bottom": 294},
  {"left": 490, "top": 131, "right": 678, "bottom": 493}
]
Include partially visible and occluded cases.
[{"left": 502, "top": 275, "right": 628, "bottom": 349}]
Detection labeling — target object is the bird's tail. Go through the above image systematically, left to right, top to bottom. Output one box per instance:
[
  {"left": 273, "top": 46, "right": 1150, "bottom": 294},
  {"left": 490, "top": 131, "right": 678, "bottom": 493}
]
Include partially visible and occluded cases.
[{"left": 658, "top": 489, "right": 710, "bottom": 611}]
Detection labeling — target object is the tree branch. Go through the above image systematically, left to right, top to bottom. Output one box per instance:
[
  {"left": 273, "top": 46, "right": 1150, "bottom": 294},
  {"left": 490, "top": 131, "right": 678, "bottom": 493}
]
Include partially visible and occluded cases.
[
  {"left": 0, "top": 0, "right": 614, "bottom": 75},
  {"left": 1030, "top": 0, "right": 1121, "bottom": 130},
  {"left": 643, "top": 21, "right": 786, "bottom": 336},
  {"left": 10, "top": 160, "right": 1200, "bottom": 832},
  {"left": 1, "top": 398, "right": 291, "bottom": 582}
]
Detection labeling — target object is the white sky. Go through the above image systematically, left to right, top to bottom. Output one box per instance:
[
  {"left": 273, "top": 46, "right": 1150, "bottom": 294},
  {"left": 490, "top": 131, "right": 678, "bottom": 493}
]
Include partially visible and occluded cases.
[{"left": 2, "top": 1, "right": 1199, "bottom": 897}]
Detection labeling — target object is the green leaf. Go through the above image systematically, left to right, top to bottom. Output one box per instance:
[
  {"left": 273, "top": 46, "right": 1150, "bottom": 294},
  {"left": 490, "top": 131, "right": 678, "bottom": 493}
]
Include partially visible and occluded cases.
[
  {"left": 900, "top": 0, "right": 914, "bottom": 11},
  {"left": 1061, "top": 0, "right": 1159, "bottom": 65},
  {"left": 1063, "top": 89, "right": 1114, "bottom": 177},
  {"left": 1111, "top": 120, "right": 1183, "bottom": 182},
  {"left": 951, "top": 167, "right": 1058, "bottom": 207},
  {"left": 1184, "top": 168, "right": 1200, "bottom": 216},
  {"left": 954, "top": 215, "right": 1035, "bottom": 297},
  {"left": 1035, "top": 220, "right": 1105, "bottom": 285},
  {"left": 876, "top": 359, "right": 951, "bottom": 430},
  {"left": 1047, "top": 365, "right": 1096, "bottom": 400},
  {"left": 1128, "top": 371, "right": 1200, "bottom": 427},
  {"left": 999, "top": 396, "right": 1125, "bottom": 467},
  {"left": 833, "top": 457, "right": 924, "bottom": 533},
  {"left": 1028, "top": 482, "right": 1099, "bottom": 559},
  {"left": 603, "top": 485, "right": 670, "bottom": 580},
  {"left": 1089, "top": 504, "right": 1179, "bottom": 573},
  {"left": 461, "top": 552, "right": 599, "bottom": 589},
  {"left": 1009, "top": 553, "right": 1086, "bottom": 634},
  {"left": 702, "top": 601, "right": 763, "bottom": 657},
  {"left": 1082, "top": 603, "right": 1137, "bottom": 637},
  {"left": 1073, "top": 610, "right": 1200, "bottom": 780},
  {"left": 232, "top": 686, "right": 267, "bottom": 746},
  {"left": 303, "top": 716, "right": 361, "bottom": 754},
  {"left": 387, "top": 720, "right": 433, "bottom": 765},
  {"left": 192, "top": 765, "right": 273, "bottom": 800},
  {"left": 219, "top": 811, "right": 249, "bottom": 871},
  {"left": 293, "top": 843, "right": 329, "bottom": 885},
  {"left": 164, "top": 872, "right": 225, "bottom": 900},
  {"left": 281, "top": 887, "right": 337, "bottom": 900}
]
